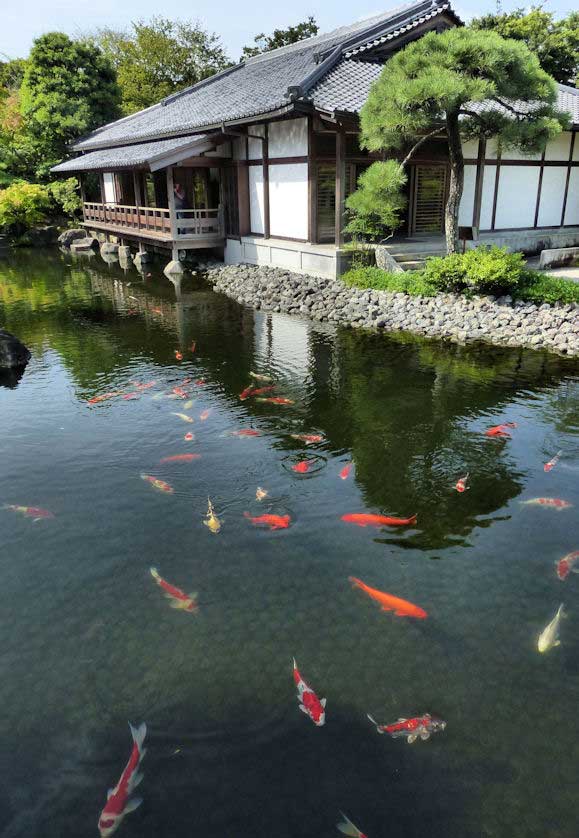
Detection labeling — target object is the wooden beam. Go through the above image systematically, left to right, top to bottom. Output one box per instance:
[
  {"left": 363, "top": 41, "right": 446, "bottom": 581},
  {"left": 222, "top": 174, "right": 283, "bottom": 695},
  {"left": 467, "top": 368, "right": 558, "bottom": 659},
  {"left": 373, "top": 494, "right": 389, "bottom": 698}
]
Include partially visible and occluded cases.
[
  {"left": 308, "top": 115, "right": 316, "bottom": 243},
  {"left": 263, "top": 124, "right": 270, "bottom": 239},
  {"left": 335, "top": 126, "right": 346, "bottom": 246},
  {"left": 561, "top": 131, "right": 576, "bottom": 227},
  {"left": 472, "top": 136, "right": 486, "bottom": 229},
  {"left": 490, "top": 146, "right": 501, "bottom": 231},
  {"left": 533, "top": 150, "right": 546, "bottom": 228},
  {"left": 237, "top": 162, "right": 250, "bottom": 236},
  {"left": 166, "top": 166, "right": 178, "bottom": 239},
  {"left": 133, "top": 171, "right": 142, "bottom": 207}
]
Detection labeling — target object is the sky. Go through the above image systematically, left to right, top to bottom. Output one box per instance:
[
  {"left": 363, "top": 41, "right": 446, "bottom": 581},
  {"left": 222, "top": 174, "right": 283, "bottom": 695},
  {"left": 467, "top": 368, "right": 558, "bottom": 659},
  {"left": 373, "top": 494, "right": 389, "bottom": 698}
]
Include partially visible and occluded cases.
[{"left": 1, "top": 0, "right": 576, "bottom": 62}]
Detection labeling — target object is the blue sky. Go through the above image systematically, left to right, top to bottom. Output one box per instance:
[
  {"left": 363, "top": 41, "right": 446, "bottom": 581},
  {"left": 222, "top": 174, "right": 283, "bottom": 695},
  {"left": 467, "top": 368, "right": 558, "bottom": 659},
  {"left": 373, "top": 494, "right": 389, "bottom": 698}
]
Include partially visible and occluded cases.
[{"left": 1, "top": 0, "right": 576, "bottom": 62}]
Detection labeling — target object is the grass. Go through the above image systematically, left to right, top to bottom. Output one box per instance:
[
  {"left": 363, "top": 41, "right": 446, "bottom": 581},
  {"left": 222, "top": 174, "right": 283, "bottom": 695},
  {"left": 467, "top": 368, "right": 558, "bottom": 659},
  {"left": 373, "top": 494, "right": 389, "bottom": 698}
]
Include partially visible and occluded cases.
[{"left": 342, "top": 265, "right": 579, "bottom": 305}]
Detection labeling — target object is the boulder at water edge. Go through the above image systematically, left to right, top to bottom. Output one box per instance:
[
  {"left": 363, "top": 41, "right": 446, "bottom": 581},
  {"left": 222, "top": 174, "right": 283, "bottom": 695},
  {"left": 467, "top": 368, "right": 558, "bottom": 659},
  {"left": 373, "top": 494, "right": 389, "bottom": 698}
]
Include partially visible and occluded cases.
[
  {"left": 58, "top": 229, "right": 86, "bottom": 248},
  {"left": 0, "top": 329, "right": 31, "bottom": 369}
]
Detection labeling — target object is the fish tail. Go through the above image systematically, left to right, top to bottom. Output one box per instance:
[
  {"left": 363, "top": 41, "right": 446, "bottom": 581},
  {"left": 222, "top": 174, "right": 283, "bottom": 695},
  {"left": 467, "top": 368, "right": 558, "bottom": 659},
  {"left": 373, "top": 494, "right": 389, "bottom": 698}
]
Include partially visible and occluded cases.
[
  {"left": 407, "top": 513, "right": 418, "bottom": 525},
  {"left": 150, "top": 567, "right": 161, "bottom": 582},
  {"left": 348, "top": 576, "right": 362, "bottom": 589},
  {"left": 366, "top": 713, "right": 381, "bottom": 731},
  {"left": 129, "top": 721, "right": 147, "bottom": 755}
]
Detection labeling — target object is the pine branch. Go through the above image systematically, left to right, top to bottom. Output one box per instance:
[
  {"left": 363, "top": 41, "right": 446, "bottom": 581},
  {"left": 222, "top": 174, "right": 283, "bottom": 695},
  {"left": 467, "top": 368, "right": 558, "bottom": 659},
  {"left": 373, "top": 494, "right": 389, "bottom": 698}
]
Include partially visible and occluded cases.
[{"left": 401, "top": 126, "right": 445, "bottom": 167}]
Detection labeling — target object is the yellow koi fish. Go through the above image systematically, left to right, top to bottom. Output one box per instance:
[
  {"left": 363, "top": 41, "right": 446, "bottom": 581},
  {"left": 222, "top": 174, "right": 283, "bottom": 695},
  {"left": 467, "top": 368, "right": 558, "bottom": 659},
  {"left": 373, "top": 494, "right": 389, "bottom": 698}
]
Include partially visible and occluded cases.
[
  {"left": 172, "top": 412, "right": 194, "bottom": 423},
  {"left": 204, "top": 498, "right": 221, "bottom": 534},
  {"left": 538, "top": 603, "right": 564, "bottom": 653}
]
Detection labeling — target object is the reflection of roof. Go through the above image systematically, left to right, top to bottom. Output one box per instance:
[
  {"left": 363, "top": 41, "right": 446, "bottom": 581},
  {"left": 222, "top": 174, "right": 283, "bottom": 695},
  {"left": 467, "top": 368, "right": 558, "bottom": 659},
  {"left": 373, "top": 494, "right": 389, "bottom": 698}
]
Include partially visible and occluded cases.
[
  {"left": 72, "top": 0, "right": 456, "bottom": 151},
  {"left": 52, "top": 135, "right": 210, "bottom": 173}
]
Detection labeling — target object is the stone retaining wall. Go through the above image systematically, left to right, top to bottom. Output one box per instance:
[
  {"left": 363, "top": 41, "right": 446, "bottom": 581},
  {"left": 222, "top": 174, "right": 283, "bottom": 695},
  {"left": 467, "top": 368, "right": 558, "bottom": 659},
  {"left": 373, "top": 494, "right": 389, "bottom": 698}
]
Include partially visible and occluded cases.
[{"left": 205, "top": 264, "right": 579, "bottom": 358}]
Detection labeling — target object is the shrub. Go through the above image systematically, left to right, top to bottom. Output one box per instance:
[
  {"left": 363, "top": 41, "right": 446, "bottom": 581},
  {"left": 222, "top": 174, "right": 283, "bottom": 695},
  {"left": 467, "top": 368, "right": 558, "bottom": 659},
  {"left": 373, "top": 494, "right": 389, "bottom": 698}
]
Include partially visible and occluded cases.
[
  {"left": 344, "top": 161, "right": 407, "bottom": 241},
  {"left": 49, "top": 178, "right": 82, "bottom": 217},
  {"left": 0, "top": 181, "right": 51, "bottom": 235},
  {"left": 422, "top": 246, "right": 526, "bottom": 295},
  {"left": 421, "top": 253, "right": 466, "bottom": 292},
  {"left": 342, "top": 266, "right": 436, "bottom": 296},
  {"left": 516, "top": 270, "right": 579, "bottom": 304}
]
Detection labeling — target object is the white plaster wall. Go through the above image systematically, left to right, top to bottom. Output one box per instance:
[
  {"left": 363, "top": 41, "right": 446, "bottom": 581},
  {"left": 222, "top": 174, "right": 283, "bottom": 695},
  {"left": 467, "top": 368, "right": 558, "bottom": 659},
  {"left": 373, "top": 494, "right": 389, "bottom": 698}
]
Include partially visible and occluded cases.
[
  {"left": 268, "top": 118, "right": 308, "bottom": 158},
  {"left": 248, "top": 124, "right": 265, "bottom": 160},
  {"left": 545, "top": 132, "right": 571, "bottom": 161},
  {"left": 573, "top": 133, "right": 579, "bottom": 161},
  {"left": 233, "top": 137, "right": 246, "bottom": 161},
  {"left": 461, "top": 139, "right": 479, "bottom": 159},
  {"left": 486, "top": 139, "right": 500, "bottom": 159},
  {"left": 204, "top": 141, "right": 232, "bottom": 158},
  {"left": 500, "top": 145, "right": 541, "bottom": 161},
  {"left": 269, "top": 163, "right": 308, "bottom": 240},
  {"left": 458, "top": 165, "right": 477, "bottom": 226},
  {"left": 494, "top": 166, "right": 540, "bottom": 229},
  {"left": 249, "top": 167, "right": 265, "bottom": 234},
  {"left": 479, "top": 167, "right": 496, "bottom": 230},
  {"left": 537, "top": 167, "right": 567, "bottom": 227},
  {"left": 563, "top": 168, "right": 579, "bottom": 225},
  {"left": 103, "top": 173, "right": 116, "bottom": 203}
]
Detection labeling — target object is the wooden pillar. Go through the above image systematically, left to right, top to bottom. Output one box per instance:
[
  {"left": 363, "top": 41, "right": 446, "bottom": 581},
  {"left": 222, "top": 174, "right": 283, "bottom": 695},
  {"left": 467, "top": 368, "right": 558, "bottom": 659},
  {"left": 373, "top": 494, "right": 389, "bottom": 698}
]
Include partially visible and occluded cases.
[
  {"left": 308, "top": 115, "right": 316, "bottom": 243},
  {"left": 263, "top": 124, "right": 270, "bottom": 239},
  {"left": 335, "top": 126, "right": 346, "bottom": 246},
  {"left": 561, "top": 132, "right": 576, "bottom": 227},
  {"left": 472, "top": 136, "right": 486, "bottom": 230},
  {"left": 237, "top": 164, "right": 250, "bottom": 236},
  {"left": 166, "top": 166, "right": 178, "bottom": 240},
  {"left": 133, "top": 171, "right": 143, "bottom": 207}
]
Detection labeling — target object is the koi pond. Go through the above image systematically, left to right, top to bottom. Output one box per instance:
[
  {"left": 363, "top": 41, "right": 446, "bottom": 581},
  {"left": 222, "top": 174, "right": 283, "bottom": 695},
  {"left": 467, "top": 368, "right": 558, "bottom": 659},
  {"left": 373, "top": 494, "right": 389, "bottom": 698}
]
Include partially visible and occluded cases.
[{"left": 0, "top": 249, "right": 578, "bottom": 838}]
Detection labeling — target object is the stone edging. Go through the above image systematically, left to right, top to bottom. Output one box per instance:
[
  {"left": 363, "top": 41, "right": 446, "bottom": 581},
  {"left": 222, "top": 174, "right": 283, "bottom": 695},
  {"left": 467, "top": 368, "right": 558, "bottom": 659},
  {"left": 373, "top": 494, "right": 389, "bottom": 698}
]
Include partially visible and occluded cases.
[{"left": 204, "top": 264, "right": 579, "bottom": 358}]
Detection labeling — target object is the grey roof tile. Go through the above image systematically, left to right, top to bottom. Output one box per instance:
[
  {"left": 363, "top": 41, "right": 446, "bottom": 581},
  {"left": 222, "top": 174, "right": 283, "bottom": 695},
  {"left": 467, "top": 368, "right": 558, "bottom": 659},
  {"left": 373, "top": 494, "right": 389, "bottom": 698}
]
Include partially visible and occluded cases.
[{"left": 52, "top": 135, "right": 209, "bottom": 173}]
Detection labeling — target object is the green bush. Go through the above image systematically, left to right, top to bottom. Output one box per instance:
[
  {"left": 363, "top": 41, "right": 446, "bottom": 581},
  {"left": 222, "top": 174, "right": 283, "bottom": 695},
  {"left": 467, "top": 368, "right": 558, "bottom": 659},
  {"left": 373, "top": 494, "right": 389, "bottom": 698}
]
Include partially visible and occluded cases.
[
  {"left": 344, "top": 161, "right": 407, "bottom": 241},
  {"left": 49, "top": 178, "right": 82, "bottom": 217},
  {"left": 0, "top": 181, "right": 51, "bottom": 235},
  {"left": 422, "top": 246, "right": 525, "bottom": 295},
  {"left": 342, "top": 266, "right": 436, "bottom": 296},
  {"left": 516, "top": 270, "right": 579, "bottom": 304}
]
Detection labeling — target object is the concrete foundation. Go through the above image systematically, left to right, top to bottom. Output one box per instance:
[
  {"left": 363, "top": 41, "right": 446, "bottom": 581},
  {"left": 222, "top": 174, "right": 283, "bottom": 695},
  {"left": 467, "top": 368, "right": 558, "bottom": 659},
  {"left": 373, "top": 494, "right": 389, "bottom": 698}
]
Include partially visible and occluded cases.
[
  {"left": 225, "top": 236, "right": 339, "bottom": 279},
  {"left": 100, "top": 241, "right": 119, "bottom": 256},
  {"left": 539, "top": 246, "right": 579, "bottom": 270},
  {"left": 133, "top": 251, "right": 152, "bottom": 271},
  {"left": 164, "top": 259, "right": 185, "bottom": 276}
]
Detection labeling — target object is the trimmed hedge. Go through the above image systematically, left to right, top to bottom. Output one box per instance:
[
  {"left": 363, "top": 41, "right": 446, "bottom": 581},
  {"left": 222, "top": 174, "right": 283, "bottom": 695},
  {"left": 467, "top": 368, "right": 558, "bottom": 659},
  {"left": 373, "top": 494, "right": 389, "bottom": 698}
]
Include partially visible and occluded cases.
[{"left": 342, "top": 267, "right": 436, "bottom": 296}]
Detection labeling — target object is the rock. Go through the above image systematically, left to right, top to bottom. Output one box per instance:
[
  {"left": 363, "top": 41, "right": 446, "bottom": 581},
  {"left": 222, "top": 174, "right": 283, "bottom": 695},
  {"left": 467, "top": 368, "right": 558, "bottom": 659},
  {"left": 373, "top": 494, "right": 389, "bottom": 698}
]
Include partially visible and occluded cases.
[
  {"left": 28, "top": 226, "right": 59, "bottom": 247},
  {"left": 58, "top": 228, "right": 86, "bottom": 248},
  {"left": 70, "top": 237, "right": 99, "bottom": 253},
  {"left": 100, "top": 242, "right": 119, "bottom": 256},
  {"left": 374, "top": 245, "right": 404, "bottom": 273},
  {"left": 0, "top": 329, "right": 31, "bottom": 369}
]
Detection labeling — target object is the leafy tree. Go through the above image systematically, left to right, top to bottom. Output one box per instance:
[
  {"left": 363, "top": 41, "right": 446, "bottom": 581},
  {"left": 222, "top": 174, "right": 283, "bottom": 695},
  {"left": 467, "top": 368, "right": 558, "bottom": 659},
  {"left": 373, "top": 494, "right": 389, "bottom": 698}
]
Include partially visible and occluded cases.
[
  {"left": 471, "top": 6, "right": 579, "bottom": 86},
  {"left": 241, "top": 17, "right": 318, "bottom": 60},
  {"left": 94, "top": 18, "right": 230, "bottom": 114},
  {"left": 359, "top": 27, "right": 568, "bottom": 253},
  {"left": 18, "top": 33, "right": 121, "bottom": 178},
  {"left": 0, "top": 59, "right": 27, "bottom": 98},
  {"left": 345, "top": 162, "right": 407, "bottom": 240},
  {"left": 0, "top": 181, "right": 51, "bottom": 235}
]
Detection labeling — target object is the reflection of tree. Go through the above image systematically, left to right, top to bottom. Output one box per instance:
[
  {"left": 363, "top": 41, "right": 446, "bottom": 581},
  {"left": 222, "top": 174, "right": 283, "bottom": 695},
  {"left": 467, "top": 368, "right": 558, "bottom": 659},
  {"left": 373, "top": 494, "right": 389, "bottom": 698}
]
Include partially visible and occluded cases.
[{"left": 307, "top": 329, "right": 577, "bottom": 549}]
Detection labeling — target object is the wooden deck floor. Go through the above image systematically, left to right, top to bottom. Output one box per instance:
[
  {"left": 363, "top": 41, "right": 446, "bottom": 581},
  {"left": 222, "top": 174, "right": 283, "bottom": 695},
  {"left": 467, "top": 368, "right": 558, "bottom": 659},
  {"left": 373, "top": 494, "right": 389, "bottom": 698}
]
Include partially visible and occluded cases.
[{"left": 81, "top": 221, "right": 224, "bottom": 249}]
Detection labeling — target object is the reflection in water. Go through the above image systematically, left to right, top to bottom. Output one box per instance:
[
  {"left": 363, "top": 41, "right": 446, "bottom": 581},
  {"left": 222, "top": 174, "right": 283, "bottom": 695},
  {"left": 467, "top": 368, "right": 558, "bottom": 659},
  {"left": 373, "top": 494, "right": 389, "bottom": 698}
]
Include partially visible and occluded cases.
[{"left": 0, "top": 249, "right": 578, "bottom": 838}]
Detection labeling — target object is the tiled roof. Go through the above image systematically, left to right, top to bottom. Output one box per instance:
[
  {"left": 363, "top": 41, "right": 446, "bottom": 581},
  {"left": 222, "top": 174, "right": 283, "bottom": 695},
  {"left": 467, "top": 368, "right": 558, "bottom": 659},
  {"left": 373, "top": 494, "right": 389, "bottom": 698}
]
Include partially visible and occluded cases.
[
  {"left": 72, "top": 0, "right": 446, "bottom": 151},
  {"left": 344, "top": 3, "right": 455, "bottom": 56},
  {"left": 310, "top": 59, "right": 579, "bottom": 126},
  {"left": 52, "top": 135, "right": 210, "bottom": 173}
]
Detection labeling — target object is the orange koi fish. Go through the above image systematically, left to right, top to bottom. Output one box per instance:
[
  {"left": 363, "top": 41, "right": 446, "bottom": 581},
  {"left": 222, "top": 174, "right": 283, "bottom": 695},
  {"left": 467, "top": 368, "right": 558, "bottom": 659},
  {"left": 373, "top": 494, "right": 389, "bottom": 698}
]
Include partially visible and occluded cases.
[
  {"left": 152, "top": 307, "right": 163, "bottom": 315},
  {"left": 190, "top": 341, "right": 196, "bottom": 353},
  {"left": 174, "top": 350, "right": 183, "bottom": 361},
  {"left": 195, "top": 379, "right": 205, "bottom": 386},
  {"left": 133, "top": 381, "right": 157, "bottom": 390},
  {"left": 252, "top": 385, "right": 276, "bottom": 396},
  {"left": 239, "top": 386, "right": 255, "bottom": 401},
  {"left": 172, "top": 387, "right": 188, "bottom": 398},
  {"left": 87, "top": 392, "right": 120, "bottom": 404},
  {"left": 122, "top": 392, "right": 140, "bottom": 400},
  {"left": 257, "top": 396, "right": 294, "bottom": 405},
  {"left": 199, "top": 409, "right": 211, "bottom": 421},
  {"left": 172, "top": 412, "right": 194, "bottom": 423},
  {"left": 485, "top": 422, "right": 517, "bottom": 438},
  {"left": 232, "top": 428, "right": 261, "bottom": 437},
  {"left": 184, "top": 432, "right": 195, "bottom": 441},
  {"left": 291, "top": 433, "right": 324, "bottom": 445},
  {"left": 544, "top": 450, "right": 562, "bottom": 472},
  {"left": 159, "top": 454, "right": 201, "bottom": 464},
  {"left": 292, "top": 460, "right": 311, "bottom": 474},
  {"left": 340, "top": 463, "right": 352, "bottom": 480},
  {"left": 455, "top": 473, "right": 469, "bottom": 493},
  {"left": 140, "top": 474, "right": 174, "bottom": 494},
  {"left": 520, "top": 497, "right": 572, "bottom": 510},
  {"left": 4, "top": 504, "right": 54, "bottom": 522},
  {"left": 244, "top": 512, "right": 291, "bottom": 530},
  {"left": 341, "top": 512, "right": 417, "bottom": 527},
  {"left": 556, "top": 550, "right": 579, "bottom": 581},
  {"left": 150, "top": 568, "right": 197, "bottom": 612},
  {"left": 350, "top": 576, "right": 427, "bottom": 619},
  {"left": 293, "top": 659, "right": 326, "bottom": 726},
  {"left": 98, "top": 722, "right": 147, "bottom": 838},
  {"left": 337, "top": 812, "right": 367, "bottom": 838}
]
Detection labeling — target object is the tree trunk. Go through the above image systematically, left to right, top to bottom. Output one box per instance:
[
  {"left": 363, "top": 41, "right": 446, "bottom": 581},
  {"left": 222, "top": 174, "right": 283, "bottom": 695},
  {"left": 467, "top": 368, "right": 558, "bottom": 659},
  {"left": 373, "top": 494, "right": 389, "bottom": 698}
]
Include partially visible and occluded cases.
[{"left": 445, "top": 111, "right": 464, "bottom": 255}]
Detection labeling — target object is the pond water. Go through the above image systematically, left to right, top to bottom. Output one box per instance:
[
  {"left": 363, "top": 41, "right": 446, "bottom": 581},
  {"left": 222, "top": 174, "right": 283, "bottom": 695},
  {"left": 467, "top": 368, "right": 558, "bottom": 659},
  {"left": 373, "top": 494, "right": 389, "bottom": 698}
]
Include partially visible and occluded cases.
[{"left": 0, "top": 249, "right": 578, "bottom": 838}]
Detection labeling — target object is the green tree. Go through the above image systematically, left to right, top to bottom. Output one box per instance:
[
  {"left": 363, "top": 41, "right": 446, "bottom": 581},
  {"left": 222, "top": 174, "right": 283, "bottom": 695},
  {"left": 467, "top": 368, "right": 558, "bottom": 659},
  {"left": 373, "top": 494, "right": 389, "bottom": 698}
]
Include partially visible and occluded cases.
[
  {"left": 472, "top": 6, "right": 579, "bottom": 86},
  {"left": 95, "top": 17, "right": 230, "bottom": 115},
  {"left": 241, "top": 17, "right": 319, "bottom": 60},
  {"left": 359, "top": 28, "right": 568, "bottom": 253},
  {"left": 18, "top": 33, "right": 121, "bottom": 178},
  {"left": 0, "top": 58, "right": 29, "bottom": 183},
  {"left": 345, "top": 161, "right": 407, "bottom": 240}
]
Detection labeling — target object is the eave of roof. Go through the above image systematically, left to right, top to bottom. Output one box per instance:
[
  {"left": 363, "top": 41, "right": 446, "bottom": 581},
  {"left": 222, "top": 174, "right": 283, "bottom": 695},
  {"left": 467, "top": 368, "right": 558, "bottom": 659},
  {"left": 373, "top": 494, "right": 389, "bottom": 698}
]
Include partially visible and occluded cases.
[{"left": 51, "top": 134, "right": 212, "bottom": 174}]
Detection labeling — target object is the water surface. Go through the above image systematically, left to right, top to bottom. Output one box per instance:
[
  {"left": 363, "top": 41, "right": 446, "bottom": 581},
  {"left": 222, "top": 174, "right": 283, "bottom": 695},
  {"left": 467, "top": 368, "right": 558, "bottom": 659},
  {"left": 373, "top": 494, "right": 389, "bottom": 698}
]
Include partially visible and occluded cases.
[{"left": 0, "top": 250, "right": 578, "bottom": 838}]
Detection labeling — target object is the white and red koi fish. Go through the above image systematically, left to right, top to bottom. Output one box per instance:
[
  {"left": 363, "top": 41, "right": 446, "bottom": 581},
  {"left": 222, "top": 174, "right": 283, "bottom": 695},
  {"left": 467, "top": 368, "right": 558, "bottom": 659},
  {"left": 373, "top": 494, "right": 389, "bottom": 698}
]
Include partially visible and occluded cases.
[
  {"left": 174, "top": 350, "right": 183, "bottom": 361},
  {"left": 249, "top": 371, "right": 273, "bottom": 382},
  {"left": 87, "top": 392, "right": 121, "bottom": 404},
  {"left": 257, "top": 396, "right": 294, "bottom": 405},
  {"left": 199, "top": 409, "right": 211, "bottom": 421},
  {"left": 184, "top": 432, "right": 195, "bottom": 442},
  {"left": 291, "top": 433, "right": 324, "bottom": 445},
  {"left": 544, "top": 450, "right": 563, "bottom": 472},
  {"left": 159, "top": 454, "right": 201, "bottom": 464},
  {"left": 291, "top": 460, "right": 311, "bottom": 474},
  {"left": 339, "top": 463, "right": 352, "bottom": 480},
  {"left": 455, "top": 473, "right": 469, "bottom": 493},
  {"left": 140, "top": 474, "right": 174, "bottom": 494},
  {"left": 255, "top": 487, "right": 268, "bottom": 501},
  {"left": 520, "top": 497, "right": 572, "bottom": 510},
  {"left": 4, "top": 504, "right": 54, "bottom": 522},
  {"left": 556, "top": 550, "right": 579, "bottom": 580},
  {"left": 150, "top": 568, "right": 197, "bottom": 612},
  {"left": 293, "top": 659, "right": 326, "bottom": 726},
  {"left": 367, "top": 712, "right": 446, "bottom": 743},
  {"left": 98, "top": 722, "right": 147, "bottom": 837},
  {"left": 337, "top": 812, "right": 367, "bottom": 838}
]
